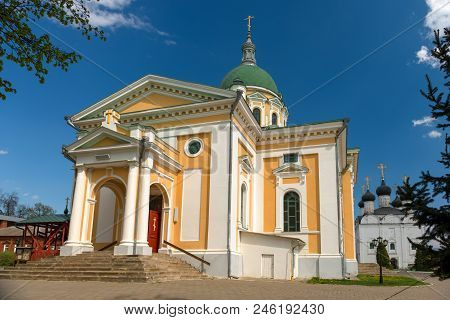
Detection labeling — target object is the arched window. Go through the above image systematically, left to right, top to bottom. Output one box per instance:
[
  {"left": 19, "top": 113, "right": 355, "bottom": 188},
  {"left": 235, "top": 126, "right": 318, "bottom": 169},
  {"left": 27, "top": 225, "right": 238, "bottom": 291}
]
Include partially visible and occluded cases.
[
  {"left": 252, "top": 108, "right": 261, "bottom": 125},
  {"left": 272, "top": 113, "right": 278, "bottom": 126},
  {"left": 240, "top": 183, "right": 247, "bottom": 228},
  {"left": 283, "top": 191, "right": 300, "bottom": 232}
]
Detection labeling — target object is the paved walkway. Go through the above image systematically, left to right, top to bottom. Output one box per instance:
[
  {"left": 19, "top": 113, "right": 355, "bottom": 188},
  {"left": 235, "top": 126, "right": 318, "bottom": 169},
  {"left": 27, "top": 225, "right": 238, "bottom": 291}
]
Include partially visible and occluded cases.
[{"left": 1, "top": 273, "right": 448, "bottom": 300}]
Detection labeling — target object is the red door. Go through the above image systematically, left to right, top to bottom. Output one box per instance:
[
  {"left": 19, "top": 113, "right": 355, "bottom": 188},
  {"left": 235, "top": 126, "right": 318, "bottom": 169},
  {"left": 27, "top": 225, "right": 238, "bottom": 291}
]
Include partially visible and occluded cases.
[{"left": 148, "top": 210, "right": 160, "bottom": 253}]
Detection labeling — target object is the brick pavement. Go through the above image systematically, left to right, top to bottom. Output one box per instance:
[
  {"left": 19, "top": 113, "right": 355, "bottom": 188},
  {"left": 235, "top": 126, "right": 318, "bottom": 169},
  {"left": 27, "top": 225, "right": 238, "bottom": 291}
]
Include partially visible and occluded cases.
[{"left": 0, "top": 272, "right": 448, "bottom": 300}]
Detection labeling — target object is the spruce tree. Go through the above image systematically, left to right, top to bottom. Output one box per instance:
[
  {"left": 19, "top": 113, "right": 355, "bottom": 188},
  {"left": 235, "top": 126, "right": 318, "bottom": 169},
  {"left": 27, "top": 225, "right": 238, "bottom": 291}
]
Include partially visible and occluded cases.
[
  {"left": 399, "top": 28, "right": 450, "bottom": 278},
  {"left": 376, "top": 242, "right": 391, "bottom": 269}
]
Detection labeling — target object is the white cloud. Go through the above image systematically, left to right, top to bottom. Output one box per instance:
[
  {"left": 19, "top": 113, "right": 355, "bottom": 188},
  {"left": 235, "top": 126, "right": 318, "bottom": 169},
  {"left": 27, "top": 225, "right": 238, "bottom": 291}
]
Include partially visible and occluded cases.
[
  {"left": 86, "top": 0, "right": 168, "bottom": 35},
  {"left": 96, "top": 0, "right": 134, "bottom": 10},
  {"left": 424, "top": 0, "right": 450, "bottom": 33},
  {"left": 415, "top": 1, "right": 450, "bottom": 67},
  {"left": 164, "top": 39, "right": 176, "bottom": 46},
  {"left": 416, "top": 46, "right": 440, "bottom": 68},
  {"left": 412, "top": 115, "right": 437, "bottom": 126},
  {"left": 427, "top": 130, "right": 442, "bottom": 138},
  {"left": 0, "top": 149, "right": 7, "bottom": 155},
  {"left": 23, "top": 193, "right": 30, "bottom": 197},
  {"left": 31, "top": 195, "right": 39, "bottom": 200}
]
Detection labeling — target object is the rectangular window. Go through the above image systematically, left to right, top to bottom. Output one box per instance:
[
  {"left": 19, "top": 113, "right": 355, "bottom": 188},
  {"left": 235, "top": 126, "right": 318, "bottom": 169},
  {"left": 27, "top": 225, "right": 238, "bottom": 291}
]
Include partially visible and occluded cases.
[
  {"left": 283, "top": 153, "right": 298, "bottom": 163},
  {"left": 369, "top": 242, "right": 375, "bottom": 249},
  {"left": 390, "top": 243, "right": 396, "bottom": 251},
  {"left": 411, "top": 243, "right": 417, "bottom": 251},
  {"left": 2, "top": 244, "right": 8, "bottom": 252}
]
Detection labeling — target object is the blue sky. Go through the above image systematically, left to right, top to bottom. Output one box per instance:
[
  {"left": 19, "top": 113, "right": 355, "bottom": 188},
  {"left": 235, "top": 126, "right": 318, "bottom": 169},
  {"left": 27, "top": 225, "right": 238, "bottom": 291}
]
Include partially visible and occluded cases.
[{"left": 0, "top": 0, "right": 448, "bottom": 215}]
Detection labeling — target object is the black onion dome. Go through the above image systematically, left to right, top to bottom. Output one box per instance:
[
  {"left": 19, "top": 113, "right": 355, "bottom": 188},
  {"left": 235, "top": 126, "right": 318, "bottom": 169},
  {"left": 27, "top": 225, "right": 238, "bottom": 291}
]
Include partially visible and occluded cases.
[
  {"left": 376, "top": 179, "right": 391, "bottom": 196},
  {"left": 362, "top": 190, "right": 376, "bottom": 202},
  {"left": 391, "top": 195, "right": 402, "bottom": 208},
  {"left": 358, "top": 200, "right": 364, "bottom": 208}
]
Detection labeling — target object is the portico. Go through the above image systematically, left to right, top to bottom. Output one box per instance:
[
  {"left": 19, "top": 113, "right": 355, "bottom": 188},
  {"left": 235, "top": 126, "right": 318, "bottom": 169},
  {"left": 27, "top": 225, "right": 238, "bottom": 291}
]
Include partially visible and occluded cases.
[{"left": 60, "top": 115, "right": 181, "bottom": 257}]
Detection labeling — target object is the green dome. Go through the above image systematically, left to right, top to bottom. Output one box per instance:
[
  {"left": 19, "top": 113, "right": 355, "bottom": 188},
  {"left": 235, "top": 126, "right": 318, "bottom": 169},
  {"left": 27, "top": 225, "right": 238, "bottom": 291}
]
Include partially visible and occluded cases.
[{"left": 220, "top": 64, "right": 279, "bottom": 95}]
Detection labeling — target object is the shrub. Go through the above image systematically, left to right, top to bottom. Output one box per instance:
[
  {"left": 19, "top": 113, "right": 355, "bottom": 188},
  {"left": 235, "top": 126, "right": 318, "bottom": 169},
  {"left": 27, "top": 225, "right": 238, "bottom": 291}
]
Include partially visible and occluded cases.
[
  {"left": 376, "top": 242, "right": 391, "bottom": 269},
  {"left": 0, "top": 251, "right": 15, "bottom": 266}
]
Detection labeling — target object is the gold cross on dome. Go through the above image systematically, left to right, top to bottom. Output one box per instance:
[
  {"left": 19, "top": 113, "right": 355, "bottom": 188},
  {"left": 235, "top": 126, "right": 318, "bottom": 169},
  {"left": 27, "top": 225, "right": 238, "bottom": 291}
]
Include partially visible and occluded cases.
[
  {"left": 244, "top": 16, "right": 255, "bottom": 33},
  {"left": 377, "top": 163, "right": 387, "bottom": 180},
  {"left": 365, "top": 176, "right": 370, "bottom": 190}
]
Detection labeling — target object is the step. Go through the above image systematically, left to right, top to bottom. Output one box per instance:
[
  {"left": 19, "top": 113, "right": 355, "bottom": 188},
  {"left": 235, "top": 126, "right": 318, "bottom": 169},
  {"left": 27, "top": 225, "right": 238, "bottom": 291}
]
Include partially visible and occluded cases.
[{"left": 0, "top": 252, "right": 208, "bottom": 283}]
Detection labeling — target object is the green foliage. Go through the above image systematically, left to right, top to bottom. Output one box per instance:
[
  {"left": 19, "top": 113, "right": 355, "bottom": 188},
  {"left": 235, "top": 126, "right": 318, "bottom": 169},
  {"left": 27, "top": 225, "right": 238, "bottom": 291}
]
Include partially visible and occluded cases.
[
  {"left": 0, "top": 0, "right": 105, "bottom": 100},
  {"left": 398, "top": 28, "right": 450, "bottom": 279},
  {"left": 17, "top": 202, "right": 56, "bottom": 218},
  {"left": 376, "top": 242, "right": 391, "bottom": 268},
  {"left": 413, "top": 243, "right": 438, "bottom": 272},
  {"left": 0, "top": 251, "right": 15, "bottom": 266},
  {"left": 308, "top": 275, "right": 427, "bottom": 286}
]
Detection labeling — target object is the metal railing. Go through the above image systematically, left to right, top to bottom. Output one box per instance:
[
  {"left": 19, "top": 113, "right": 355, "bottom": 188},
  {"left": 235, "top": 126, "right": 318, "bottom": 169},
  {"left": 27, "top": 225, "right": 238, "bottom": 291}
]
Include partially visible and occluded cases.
[{"left": 163, "top": 240, "right": 210, "bottom": 266}]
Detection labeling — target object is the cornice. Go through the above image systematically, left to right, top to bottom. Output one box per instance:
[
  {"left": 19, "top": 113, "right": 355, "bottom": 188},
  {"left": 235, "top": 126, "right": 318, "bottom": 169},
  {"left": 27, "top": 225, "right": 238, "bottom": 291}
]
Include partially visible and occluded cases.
[
  {"left": 71, "top": 74, "right": 236, "bottom": 122},
  {"left": 73, "top": 98, "right": 236, "bottom": 130}
]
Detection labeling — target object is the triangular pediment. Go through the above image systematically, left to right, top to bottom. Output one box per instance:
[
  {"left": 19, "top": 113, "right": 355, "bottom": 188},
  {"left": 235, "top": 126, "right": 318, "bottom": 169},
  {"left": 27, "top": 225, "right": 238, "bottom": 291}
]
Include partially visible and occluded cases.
[
  {"left": 71, "top": 75, "right": 236, "bottom": 122},
  {"left": 119, "top": 92, "right": 194, "bottom": 114},
  {"left": 247, "top": 92, "right": 267, "bottom": 101},
  {"left": 66, "top": 127, "right": 139, "bottom": 152},
  {"left": 239, "top": 155, "right": 253, "bottom": 173},
  {"left": 273, "top": 163, "right": 309, "bottom": 176}
]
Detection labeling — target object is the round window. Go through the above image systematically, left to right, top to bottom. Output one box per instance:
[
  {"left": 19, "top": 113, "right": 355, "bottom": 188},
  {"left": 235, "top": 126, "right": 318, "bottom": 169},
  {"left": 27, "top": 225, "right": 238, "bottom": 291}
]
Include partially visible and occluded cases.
[{"left": 185, "top": 138, "right": 203, "bottom": 157}]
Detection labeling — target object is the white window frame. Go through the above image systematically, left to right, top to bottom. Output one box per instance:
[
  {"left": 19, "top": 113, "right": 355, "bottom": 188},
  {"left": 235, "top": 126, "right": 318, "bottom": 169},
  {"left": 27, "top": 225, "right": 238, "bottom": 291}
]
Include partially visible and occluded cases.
[
  {"left": 184, "top": 138, "right": 204, "bottom": 158},
  {"left": 283, "top": 153, "right": 299, "bottom": 164},
  {"left": 240, "top": 182, "right": 248, "bottom": 229},
  {"left": 389, "top": 242, "right": 396, "bottom": 252}
]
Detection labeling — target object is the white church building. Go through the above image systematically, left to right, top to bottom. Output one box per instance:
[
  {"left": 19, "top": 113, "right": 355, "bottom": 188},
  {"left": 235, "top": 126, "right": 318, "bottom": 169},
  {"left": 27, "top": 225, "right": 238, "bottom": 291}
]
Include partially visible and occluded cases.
[{"left": 355, "top": 172, "right": 424, "bottom": 269}]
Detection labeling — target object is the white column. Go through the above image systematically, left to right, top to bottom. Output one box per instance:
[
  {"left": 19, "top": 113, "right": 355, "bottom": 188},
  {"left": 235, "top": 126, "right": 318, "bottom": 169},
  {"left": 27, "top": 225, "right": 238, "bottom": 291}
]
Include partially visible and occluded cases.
[
  {"left": 114, "top": 162, "right": 139, "bottom": 255},
  {"left": 135, "top": 162, "right": 152, "bottom": 255},
  {"left": 60, "top": 166, "right": 92, "bottom": 256},
  {"left": 66, "top": 166, "right": 87, "bottom": 244},
  {"left": 275, "top": 177, "right": 283, "bottom": 232}
]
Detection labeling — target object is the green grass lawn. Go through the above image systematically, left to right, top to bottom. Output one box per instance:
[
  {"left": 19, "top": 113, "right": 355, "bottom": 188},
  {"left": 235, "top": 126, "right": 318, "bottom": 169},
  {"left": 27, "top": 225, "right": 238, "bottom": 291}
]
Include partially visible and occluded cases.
[{"left": 307, "top": 274, "right": 428, "bottom": 286}]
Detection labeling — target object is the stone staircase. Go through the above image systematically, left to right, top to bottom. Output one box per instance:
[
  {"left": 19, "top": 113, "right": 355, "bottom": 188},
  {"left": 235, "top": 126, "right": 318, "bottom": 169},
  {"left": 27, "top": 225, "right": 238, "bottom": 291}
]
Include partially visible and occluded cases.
[
  {"left": 0, "top": 252, "right": 209, "bottom": 283},
  {"left": 358, "top": 263, "right": 399, "bottom": 276}
]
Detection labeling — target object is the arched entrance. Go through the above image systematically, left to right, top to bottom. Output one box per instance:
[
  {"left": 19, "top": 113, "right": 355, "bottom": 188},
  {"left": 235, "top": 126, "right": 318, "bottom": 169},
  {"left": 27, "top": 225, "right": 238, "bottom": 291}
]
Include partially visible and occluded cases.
[
  {"left": 91, "top": 178, "right": 126, "bottom": 250},
  {"left": 147, "top": 184, "right": 169, "bottom": 253}
]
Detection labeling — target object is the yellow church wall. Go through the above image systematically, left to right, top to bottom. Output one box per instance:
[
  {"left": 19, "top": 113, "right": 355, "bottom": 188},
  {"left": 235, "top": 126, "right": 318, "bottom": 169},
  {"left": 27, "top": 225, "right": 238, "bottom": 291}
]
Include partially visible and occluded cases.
[
  {"left": 246, "top": 89, "right": 286, "bottom": 126},
  {"left": 120, "top": 93, "right": 193, "bottom": 114},
  {"left": 144, "top": 114, "right": 229, "bottom": 130},
  {"left": 233, "top": 117, "right": 257, "bottom": 151},
  {"left": 171, "top": 132, "right": 211, "bottom": 250},
  {"left": 89, "top": 137, "right": 124, "bottom": 148},
  {"left": 154, "top": 137, "right": 179, "bottom": 162},
  {"left": 256, "top": 137, "right": 335, "bottom": 151},
  {"left": 236, "top": 139, "right": 254, "bottom": 234},
  {"left": 237, "top": 139, "right": 254, "bottom": 159},
  {"left": 302, "top": 154, "right": 321, "bottom": 254},
  {"left": 263, "top": 157, "right": 278, "bottom": 232},
  {"left": 152, "top": 160, "right": 178, "bottom": 178},
  {"left": 342, "top": 170, "right": 356, "bottom": 260},
  {"left": 282, "top": 177, "right": 300, "bottom": 184}
]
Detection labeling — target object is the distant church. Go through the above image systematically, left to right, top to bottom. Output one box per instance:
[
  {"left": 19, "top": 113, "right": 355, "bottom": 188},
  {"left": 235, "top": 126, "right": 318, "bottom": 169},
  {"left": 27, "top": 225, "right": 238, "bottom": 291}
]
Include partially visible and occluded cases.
[
  {"left": 60, "top": 18, "right": 359, "bottom": 279},
  {"left": 355, "top": 166, "right": 424, "bottom": 269}
]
